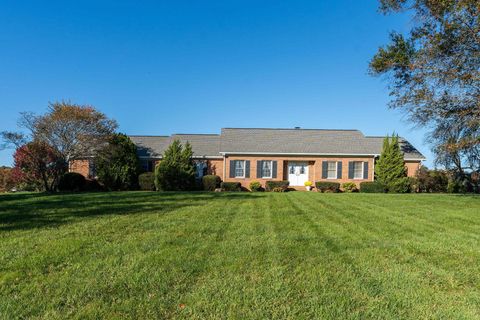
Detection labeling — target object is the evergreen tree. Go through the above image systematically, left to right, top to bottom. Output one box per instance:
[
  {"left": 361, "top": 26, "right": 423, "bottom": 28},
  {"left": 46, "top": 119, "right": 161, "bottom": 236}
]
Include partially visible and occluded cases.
[
  {"left": 95, "top": 133, "right": 141, "bottom": 190},
  {"left": 375, "top": 134, "right": 409, "bottom": 192},
  {"left": 154, "top": 140, "right": 196, "bottom": 191}
]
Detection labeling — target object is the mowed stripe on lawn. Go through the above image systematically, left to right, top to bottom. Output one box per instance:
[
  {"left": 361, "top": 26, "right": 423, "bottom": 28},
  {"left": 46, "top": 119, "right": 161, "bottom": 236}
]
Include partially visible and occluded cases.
[{"left": 0, "top": 192, "right": 479, "bottom": 319}]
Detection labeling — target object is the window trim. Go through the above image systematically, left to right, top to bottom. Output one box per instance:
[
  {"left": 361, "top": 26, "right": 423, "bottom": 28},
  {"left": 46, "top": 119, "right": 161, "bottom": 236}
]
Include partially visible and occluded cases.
[
  {"left": 234, "top": 160, "right": 246, "bottom": 178},
  {"left": 261, "top": 160, "right": 273, "bottom": 179},
  {"left": 326, "top": 161, "right": 337, "bottom": 180},
  {"left": 353, "top": 161, "right": 364, "bottom": 180}
]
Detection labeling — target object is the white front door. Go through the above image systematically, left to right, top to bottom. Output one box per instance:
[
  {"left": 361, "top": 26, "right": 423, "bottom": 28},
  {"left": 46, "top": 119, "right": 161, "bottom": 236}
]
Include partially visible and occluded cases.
[{"left": 288, "top": 162, "right": 309, "bottom": 186}]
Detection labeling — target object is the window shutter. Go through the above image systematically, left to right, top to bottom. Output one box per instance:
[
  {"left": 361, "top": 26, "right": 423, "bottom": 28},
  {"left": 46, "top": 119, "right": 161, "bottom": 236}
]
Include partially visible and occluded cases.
[
  {"left": 229, "top": 160, "right": 235, "bottom": 178},
  {"left": 245, "top": 160, "right": 250, "bottom": 178},
  {"left": 257, "top": 161, "right": 263, "bottom": 178},
  {"left": 272, "top": 161, "right": 277, "bottom": 178},
  {"left": 322, "top": 161, "right": 328, "bottom": 179},
  {"left": 337, "top": 161, "right": 342, "bottom": 179},
  {"left": 348, "top": 162, "right": 354, "bottom": 179},
  {"left": 363, "top": 162, "right": 369, "bottom": 179}
]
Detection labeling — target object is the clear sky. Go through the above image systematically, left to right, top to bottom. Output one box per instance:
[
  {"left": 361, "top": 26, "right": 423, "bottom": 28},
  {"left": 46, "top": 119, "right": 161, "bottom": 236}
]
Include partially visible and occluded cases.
[{"left": 0, "top": 0, "right": 432, "bottom": 167}]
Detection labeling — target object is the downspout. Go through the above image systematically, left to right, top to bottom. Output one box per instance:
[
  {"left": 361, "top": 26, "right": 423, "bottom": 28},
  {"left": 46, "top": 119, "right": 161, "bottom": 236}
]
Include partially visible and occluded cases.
[
  {"left": 223, "top": 155, "right": 226, "bottom": 181},
  {"left": 372, "top": 156, "right": 376, "bottom": 181}
]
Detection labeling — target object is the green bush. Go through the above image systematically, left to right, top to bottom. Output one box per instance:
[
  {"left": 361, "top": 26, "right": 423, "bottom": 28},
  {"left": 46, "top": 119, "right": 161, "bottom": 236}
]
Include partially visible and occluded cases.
[
  {"left": 58, "top": 172, "right": 86, "bottom": 192},
  {"left": 138, "top": 172, "right": 155, "bottom": 191},
  {"left": 202, "top": 175, "right": 221, "bottom": 191},
  {"left": 389, "top": 177, "right": 412, "bottom": 193},
  {"left": 84, "top": 179, "right": 103, "bottom": 192},
  {"left": 447, "top": 179, "right": 467, "bottom": 194},
  {"left": 265, "top": 180, "right": 289, "bottom": 192},
  {"left": 249, "top": 181, "right": 263, "bottom": 192},
  {"left": 316, "top": 181, "right": 340, "bottom": 193},
  {"left": 360, "top": 181, "right": 385, "bottom": 193},
  {"left": 221, "top": 182, "right": 241, "bottom": 192},
  {"left": 342, "top": 182, "right": 358, "bottom": 193},
  {"left": 272, "top": 187, "right": 285, "bottom": 192}
]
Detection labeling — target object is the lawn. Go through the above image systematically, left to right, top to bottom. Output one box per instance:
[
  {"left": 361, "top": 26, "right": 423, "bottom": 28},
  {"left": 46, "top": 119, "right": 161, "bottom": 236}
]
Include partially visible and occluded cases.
[{"left": 0, "top": 192, "right": 479, "bottom": 319}]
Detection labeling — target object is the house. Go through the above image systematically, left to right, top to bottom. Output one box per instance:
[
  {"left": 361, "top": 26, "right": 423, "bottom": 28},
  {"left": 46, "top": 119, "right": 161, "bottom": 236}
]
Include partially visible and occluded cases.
[{"left": 69, "top": 128, "right": 425, "bottom": 189}]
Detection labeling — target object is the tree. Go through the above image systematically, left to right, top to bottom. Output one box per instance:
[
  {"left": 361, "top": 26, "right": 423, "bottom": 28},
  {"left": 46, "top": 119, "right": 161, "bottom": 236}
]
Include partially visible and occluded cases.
[
  {"left": 370, "top": 0, "right": 480, "bottom": 173},
  {"left": 1, "top": 101, "right": 118, "bottom": 167},
  {"left": 95, "top": 133, "right": 141, "bottom": 190},
  {"left": 375, "top": 135, "right": 409, "bottom": 192},
  {"left": 154, "top": 140, "right": 196, "bottom": 191},
  {"left": 12, "top": 141, "right": 66, "bottom": 192},
  {"left": 0, "top": 166, "right": 15, "bottom": 192}
]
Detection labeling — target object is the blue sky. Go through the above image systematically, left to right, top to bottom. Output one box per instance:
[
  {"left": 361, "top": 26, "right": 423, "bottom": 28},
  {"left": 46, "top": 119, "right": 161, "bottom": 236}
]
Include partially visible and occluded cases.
[{"left": 0, "top": 0, "right": 432, "bottom": 166}]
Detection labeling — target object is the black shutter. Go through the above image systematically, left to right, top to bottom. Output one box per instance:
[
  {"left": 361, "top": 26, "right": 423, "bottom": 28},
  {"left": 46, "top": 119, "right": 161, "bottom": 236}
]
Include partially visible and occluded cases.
[
  {"left": 229, "top": 160, "right": 235, "bottom": 178},
  {"left": 245, "top": 161, "right": 250, "bottom": 178},
  {"left": 257, "top": 161, "right": 263, "bottom": 178},
  {"left": 272, "top": 161, "right": 277, "bottom": 178},
  {"left": 322, "top": 161, "right": 328, "bottom": 179},
  {"left": 337, "top": 161, "right": 342, "bottom": 179},
  {"left": 348, "top": 162, "right": 354, "bottom": 179},
  {"left": 363, "top": 162, "right": 369, "bottom": 179}
]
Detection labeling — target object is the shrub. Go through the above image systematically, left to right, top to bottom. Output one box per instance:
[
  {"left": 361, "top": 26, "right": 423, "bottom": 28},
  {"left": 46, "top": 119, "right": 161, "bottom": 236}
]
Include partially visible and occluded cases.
[
  {"left": 413, "top": 167, "right": 449, "bottom": 193},
  {"left": 58, "top": 172, "right": 86, "bottom": 192},
  {"left": 139, "top": 172, "right": 156, "bottom": 191},
  {"left": 202, "top": 175, "right": 221, "bottom": 191},
  {"left": 389, "top": 177, "right": 412, "bottom": 193},
  {"left": 84, "top": 179, "right": 103, "bottom": 192},
  {"left": 447, "top": 179, "right": 467, "bottom": 194},
  {"left": 265, "top": 180, "right": 289, "bottom": 192},
  {"left": 249, "top": 181, "right": 263, "bottom": 192},
  {"left": 304, "top": 181, "right": 313, "bottom": 187},
  {"left": 315, "top": 181, "right": 340, "bottom": 193},
  {"left": 360, "top": 181, "right": 385, "bottom": 193},
  {"left": 221, "top": 182, "right": 241, "bottom": 192},
  {"left": 342, "top": 182, "right": 358, "bottom": 193},
  {"left": 272, "top": 187, "right": 285, "bottom": 192}
]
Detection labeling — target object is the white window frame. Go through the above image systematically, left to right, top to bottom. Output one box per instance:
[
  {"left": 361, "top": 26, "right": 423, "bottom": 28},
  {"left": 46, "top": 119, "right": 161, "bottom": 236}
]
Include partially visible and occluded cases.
[
  {"left": 234, "top": 160, "right": 246, "bottom": 178},
  {"left": 261, "top": 160, "right": 273, "bottom": 178},
  {"left": 327, "top": 161, "right": 337, "bottom": 179},
  {"left": 353, "top": 161, "right": 364, "bottom": 180}
]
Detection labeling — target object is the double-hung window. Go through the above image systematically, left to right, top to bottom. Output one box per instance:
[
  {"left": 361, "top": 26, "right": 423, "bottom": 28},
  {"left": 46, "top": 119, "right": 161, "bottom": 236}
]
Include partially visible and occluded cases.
[
  {"left": 234, "top": 160, "right": 246, "bottom": 178},
  {"left": 261, "top": 161, "right": 273, "bottom": 178},
  {"left": 353, "top": 161, "right": 363, "bottom": 179},
  {"left": 327, "top": 162, "right": 337, "bottom": 179}
]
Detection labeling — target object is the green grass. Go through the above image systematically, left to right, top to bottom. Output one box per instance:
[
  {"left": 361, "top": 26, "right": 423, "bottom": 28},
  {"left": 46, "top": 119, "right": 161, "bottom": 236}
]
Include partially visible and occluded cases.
[{"left": 1, "top": 192, "right": 479, "bottom": 319}]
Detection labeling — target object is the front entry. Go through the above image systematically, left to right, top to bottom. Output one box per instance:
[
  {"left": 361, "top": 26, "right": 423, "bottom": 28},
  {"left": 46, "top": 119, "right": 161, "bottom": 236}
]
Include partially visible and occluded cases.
[{"left": 288, "top": 161, "right": 309, "bottom": 186}]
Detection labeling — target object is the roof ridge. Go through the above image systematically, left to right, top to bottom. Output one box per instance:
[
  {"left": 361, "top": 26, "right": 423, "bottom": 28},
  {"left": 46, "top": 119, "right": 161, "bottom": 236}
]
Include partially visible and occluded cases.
[
  {"left": 222, "top": 127, "right": 361, "bottom": 132},
  {"left": 129, "top": 135, "right": 170, "bottom": 137}
]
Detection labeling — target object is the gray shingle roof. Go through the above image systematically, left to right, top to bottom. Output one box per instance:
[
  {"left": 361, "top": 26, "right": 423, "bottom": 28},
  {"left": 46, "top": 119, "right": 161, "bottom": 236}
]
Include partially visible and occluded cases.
[
  {"left": 129, "top": 128, "right": 425, "bottom": 160},
  {"left": 220, "top": 128, "right": 425, "bottom": 160},
  {"left": 129, "top": 134, "right": 221, "bottom": 158}
]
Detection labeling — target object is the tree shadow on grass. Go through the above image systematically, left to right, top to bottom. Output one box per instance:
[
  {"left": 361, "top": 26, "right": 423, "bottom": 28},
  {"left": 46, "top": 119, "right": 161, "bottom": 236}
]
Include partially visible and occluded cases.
[{"left": 0, "top": 191, "right": 264, "bottom": 232}]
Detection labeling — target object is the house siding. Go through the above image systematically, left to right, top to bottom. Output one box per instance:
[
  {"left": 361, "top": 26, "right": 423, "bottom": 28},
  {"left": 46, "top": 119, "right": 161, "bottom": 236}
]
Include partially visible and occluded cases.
[
  {"left": 69, "top": 159, "right": 91, "bottom": 178},
  {"left": 405, "top": 161, "right": 421, "bottom": 177}
]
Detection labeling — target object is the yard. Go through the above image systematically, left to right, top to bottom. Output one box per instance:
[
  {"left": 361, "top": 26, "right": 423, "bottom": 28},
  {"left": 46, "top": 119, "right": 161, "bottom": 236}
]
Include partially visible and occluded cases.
[{"left": 0, "top": 192, "right": 479, "bottom": 319}]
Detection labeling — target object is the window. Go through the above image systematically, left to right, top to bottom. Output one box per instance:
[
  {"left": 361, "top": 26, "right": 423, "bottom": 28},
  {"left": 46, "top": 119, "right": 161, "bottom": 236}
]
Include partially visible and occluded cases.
[
  {"left": 234, "top": 160, "right": 245, "bottom": 178},
  {"left": 261, "top": 161, "right": 272, "bottom": 178},
  {"left": 327, "top": 162, "right": 337, "bottom": 179},
  {"left": 353, "top": 162, "right": 363, "bottom": 179}
]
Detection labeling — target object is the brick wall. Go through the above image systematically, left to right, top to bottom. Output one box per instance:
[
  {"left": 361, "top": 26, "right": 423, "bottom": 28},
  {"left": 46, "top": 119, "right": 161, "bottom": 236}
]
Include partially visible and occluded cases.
[
  {"left": 223, "top": 155, "right": 375, "bottom": 189},
  {"left": 69, "top": 159, "right": 91, "bottom": 178},
  {"left": 405, "top": 161, "right": 421, "bottom": 177}
]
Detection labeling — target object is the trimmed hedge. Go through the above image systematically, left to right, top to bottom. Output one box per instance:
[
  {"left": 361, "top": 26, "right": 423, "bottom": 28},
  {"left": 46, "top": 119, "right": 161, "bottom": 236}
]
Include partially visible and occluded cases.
[
  {"left": 58, "top": 172, "right": 86, "bottom": 192},
  {"left": 139, "top": 172, "right": 155, "bottom": 191},
  {"left": 202, "top": 175, "right": 222, "bottom": 191},
  {"left": 265, "top": 180, "right": 289, "bottom": 192},
  {"left": 249, "top": 181, "right": 263, "bottom": 192},
  {"left": 316, "top": 181, "right": 340, "bottom": 193},
  {"left": 360, "top": 181, "right": 385, "bottom": 193},
  {"left": 221, "top": 182, "right": 241, "bottom": 192},
  {"left": 342, "top": 182, "right": 358, "bottom": 193}
]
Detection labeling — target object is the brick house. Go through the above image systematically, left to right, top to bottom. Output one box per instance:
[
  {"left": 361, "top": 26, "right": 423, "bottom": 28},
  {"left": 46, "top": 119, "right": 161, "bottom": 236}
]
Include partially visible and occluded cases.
[{"left": 70, "top": 128, "right": 425, "bottom": 189}]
